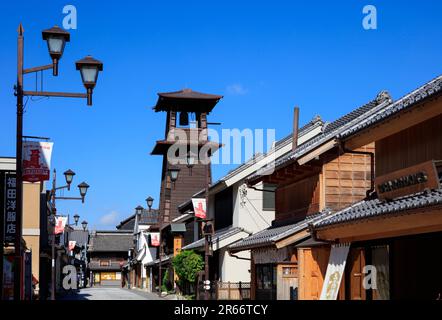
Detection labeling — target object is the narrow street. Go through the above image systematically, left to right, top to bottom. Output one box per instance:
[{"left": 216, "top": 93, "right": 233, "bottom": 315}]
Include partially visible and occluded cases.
[{"left": 60, "top": 287, "right": 165, "bottom": 300}]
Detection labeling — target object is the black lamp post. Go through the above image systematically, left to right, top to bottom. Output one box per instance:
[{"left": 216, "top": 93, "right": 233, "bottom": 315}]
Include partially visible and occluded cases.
[
  {"left": 13, "top": 23, "right": 102, "bottom": 300},
  {"left": 42, "top": 26, "right": 70, "bottom": 76},
  {"left": 76, "top": 56, "right": 103, "bottom": 105},
  {"left": 168, "top": 167, "right": 180, "bottom": 190},
  {"left": 49, "top": 169, "right": 90, "bottom": 300},
  {"left": 63, "top": 169, "right": 75, "bottom": 190},
  {"left": 78, "top": 182, "right": 90, "bottom": 203},
  {"left": 146, "top": 196, "right": 154, "bottom": 211},
  {"left": 73, "top": 214, "right": 80, "bottom": 226},
  {"left": 81, "top": 220, "right": 88, "bottom": 231}
]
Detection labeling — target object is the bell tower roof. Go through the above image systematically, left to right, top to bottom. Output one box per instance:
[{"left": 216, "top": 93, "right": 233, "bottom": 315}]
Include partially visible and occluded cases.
[{"left": 153, "top": 88, "right": 223, "bottom": 113}]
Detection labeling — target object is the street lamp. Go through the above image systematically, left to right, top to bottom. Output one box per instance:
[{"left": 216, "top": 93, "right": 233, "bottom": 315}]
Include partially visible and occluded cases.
[
  {"left": 13, "top": 23, "right": 102, "bottom": 300},
  {"left": 42, "top": 25, "right": 70, "bottom": 76},
  {"left": 76, "top": 55, "right": 104, "bottom": 106},
  {"left": 168, "top": 167, "right": 180, "bottom": 183},
  {"left": 63, "top": 169, "right": 75, "bottom": 190},
  {"left": 78, "top": 182, "right": 90, "bottom": 203},
  {"left": 146, "top": 196, "right": 154, "bottom": 211},
  {"left": 135, "top": 205, "right": 144, "bottom": 219},
  {"left": 73, "top": 214, "right": 80, "bottom": 226},
  {"left": 81, "top": 220, "right": 88, "bottom": 231}
]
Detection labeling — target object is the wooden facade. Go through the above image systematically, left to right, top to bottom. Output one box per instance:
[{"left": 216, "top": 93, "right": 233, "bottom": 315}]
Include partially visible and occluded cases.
[
  {"left": 315, "top": 90, "right": 442, "bottom": 300},
  {"left": 250, "top": 143, "right": 374, "bottom": 300}
]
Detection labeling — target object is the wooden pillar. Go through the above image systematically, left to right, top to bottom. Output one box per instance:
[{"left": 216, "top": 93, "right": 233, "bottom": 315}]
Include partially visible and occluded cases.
[{"left": 173, "top": 235, "right": 183, "bottom": 285}]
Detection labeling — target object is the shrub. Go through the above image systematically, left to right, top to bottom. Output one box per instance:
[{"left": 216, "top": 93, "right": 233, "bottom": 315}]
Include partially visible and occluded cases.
[{"left": 172, "top": 250, "right": 204, "bottom": 283}]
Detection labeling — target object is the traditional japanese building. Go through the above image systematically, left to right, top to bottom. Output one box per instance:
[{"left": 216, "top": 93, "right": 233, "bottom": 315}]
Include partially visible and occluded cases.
[
  {"left": 312, "top": 75, "right": 442, "bottom": 300},
  {"left": 229, "top": 91, "right": 393, "bottom": 300},
  {"left": 179, "top": 114, "right": 324, "bottom": 299},
  {"left": 88, "top": 230, "right": 132, "bottom": 287}
]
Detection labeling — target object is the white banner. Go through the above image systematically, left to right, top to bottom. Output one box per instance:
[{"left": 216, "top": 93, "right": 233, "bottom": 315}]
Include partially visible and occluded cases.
[
  {"left": 22, "top": 141, "right": 54, "bottom": 182},
  {"left": 192, "top": 198, "right": 207, "bottom": 219},
  {"left": 55, "top": 216, "right": 68, "bottom": 235},
  {"left": 150, "top": 232, "right": 160, "bottom": 247},
  {"left": 68, "top": 241, "right": 76, "bottom": 251},
  {"left": 320, "top": 243, "right": 351, "bottom": 300}
]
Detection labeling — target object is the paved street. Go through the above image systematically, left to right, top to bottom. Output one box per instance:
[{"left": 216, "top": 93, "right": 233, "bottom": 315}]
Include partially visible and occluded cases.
[{"left": 60, "top": 287, "right": 166, "bottom": 300}]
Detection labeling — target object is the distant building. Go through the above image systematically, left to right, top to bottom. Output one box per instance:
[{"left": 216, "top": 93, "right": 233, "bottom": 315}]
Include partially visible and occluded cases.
[{"left": 87, "top": 230, "right": 132, "bottom": 287}]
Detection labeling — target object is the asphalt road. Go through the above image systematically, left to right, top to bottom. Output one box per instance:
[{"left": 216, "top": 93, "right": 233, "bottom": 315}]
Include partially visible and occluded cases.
[{"left": 61, "top": 287, "right": 165, "bottom": 300}]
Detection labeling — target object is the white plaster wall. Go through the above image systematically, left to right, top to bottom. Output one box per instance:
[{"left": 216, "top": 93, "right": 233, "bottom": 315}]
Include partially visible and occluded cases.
[
  {"left": 233, "top": 181, "right": 274, "bottom": 233},
  {"left": 219, "top": 248, "right": 251, "bottom": 282}
]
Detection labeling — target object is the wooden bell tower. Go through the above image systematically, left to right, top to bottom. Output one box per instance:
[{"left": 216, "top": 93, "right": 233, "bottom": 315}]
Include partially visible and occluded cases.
[{"left": 151, "top": 89, "right": 223, "bottom": 225}]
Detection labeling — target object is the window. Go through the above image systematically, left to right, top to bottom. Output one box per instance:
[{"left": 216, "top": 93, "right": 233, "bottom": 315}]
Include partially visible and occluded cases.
[
  {"left": 262, "top": 183, "right": 276, "bottom": 211},
  {"left": 215, "top": 187, "right": 233, "bottom": 230},
  {"left": 99, "top": 260, "right": 110, "bottom": 267},
  {"left": 256, "top": 264, "right": 277, "bottom": 300}
]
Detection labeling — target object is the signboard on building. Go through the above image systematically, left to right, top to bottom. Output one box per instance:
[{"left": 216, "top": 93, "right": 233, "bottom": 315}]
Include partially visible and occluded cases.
[
  {"left": 22, "top": 141, "right": 53, "bottom": 182},
  {"left": 375, "top": 160, "right": 441, "bottom": 201},
  {"left": 3, "top": 173, "right": 17, "bottom": 244},
  {"left": 192, "top": 198, "right": 207, "bottom": 219},
  {"left": 54, "top": 216, "right": 68, "bottom": 235},
  {"left": 150, "top": 232, "right": 160, "bottom": 247},
  {"left": 320, "top": 243, "right": 350, "bottom": 300}
]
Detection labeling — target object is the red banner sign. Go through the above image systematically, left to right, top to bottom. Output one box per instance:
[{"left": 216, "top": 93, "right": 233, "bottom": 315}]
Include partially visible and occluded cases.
[
  {"left": 22, "top": 141, "right": 53, "bottom": 183},
  {"left": 192, "top": 198, "right": 207, "bottom": 219},
  {"left": 54, "top": 216, "right": 67, "bottom": 235},
  {"left": 150, "top": 232, "right": 160, "bottom": 247},
  {"left": 68, "top": 241, "right": 76, "bottom": 251}
]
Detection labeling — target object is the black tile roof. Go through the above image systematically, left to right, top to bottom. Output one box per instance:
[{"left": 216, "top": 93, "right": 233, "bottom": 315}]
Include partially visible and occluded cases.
[
  {"left": 340, "top": 75, "right": 442, "bottom": 139},
  {"left": 249, "top": 91, "right": 392, "bottom": 180},
  {"left": 213, "top": 115, "right": 324, "bottom": 184},
  {"left": 314, "top": 176, "right": 442, "bottom": 229},
  {"left": 116, "top": 209, "right": 160, "bottom": 230},
  {"left": 229, "top": 211, "right": 331, "bottom": 252},
  {"left": 182, "top": 226, "right": 246, "bottom": 251},
  {"left": 88, "top": 231, "right": 133, "bottom": 252}
]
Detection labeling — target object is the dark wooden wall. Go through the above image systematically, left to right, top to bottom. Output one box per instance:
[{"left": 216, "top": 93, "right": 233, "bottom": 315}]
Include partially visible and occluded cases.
[
  {"left": 376, "top": 114, "right": 442, "bottom": 177},
  {"left": 323, "top": 144, "right": 374, "bottom": 212},
  {"left": 275, "top": 174, "right": 320, "bottom": 223}
]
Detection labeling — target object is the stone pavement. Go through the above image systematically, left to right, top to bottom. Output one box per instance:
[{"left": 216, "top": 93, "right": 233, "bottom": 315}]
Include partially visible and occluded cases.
[{"left": 58, "top": 286, "right": 166, "bottom": 300}]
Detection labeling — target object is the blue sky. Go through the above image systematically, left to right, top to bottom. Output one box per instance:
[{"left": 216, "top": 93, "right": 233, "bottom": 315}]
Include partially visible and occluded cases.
[{"left": 1, "top": 1, "right": 441, "bottom": 229}]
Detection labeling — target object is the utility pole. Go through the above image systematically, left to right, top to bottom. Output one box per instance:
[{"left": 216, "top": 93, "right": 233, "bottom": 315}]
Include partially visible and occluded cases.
[
  {"left": 14, "top": 23, "right": 25, "bottom": 301},
  {"left": 204, "top": 161, "right": 210, "bottom": 301},
  {"left": 50, "top": 170, "right": 56, "bottom": 300}
]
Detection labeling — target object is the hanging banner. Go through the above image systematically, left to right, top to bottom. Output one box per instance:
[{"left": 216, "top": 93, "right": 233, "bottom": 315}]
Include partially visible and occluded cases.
[
  {"left": 22, "top": 141, "right": 54, "bottom": 182},
  {"left": 3, "top": 173, "right": 17, "bottom": 244},
  {"left": 192, "top": 198, "right": 207, "bottom": 219},
  {"left": 54, "top": 216, "right": 68, "bottom": 235},
  {"left": 150, "top": 232, "right": 160, "bottom": 247},
  {"left": 68, "top": 241, "right": 76, "bottom": 251},
  {"left": 320, "top": 243, "right": 351, "bottom": 300}
]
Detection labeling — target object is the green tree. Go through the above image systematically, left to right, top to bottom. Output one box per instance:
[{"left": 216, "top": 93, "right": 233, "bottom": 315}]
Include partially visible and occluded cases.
[{"left": 172, "top": 250, "right": 204, "bottom": 283}]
